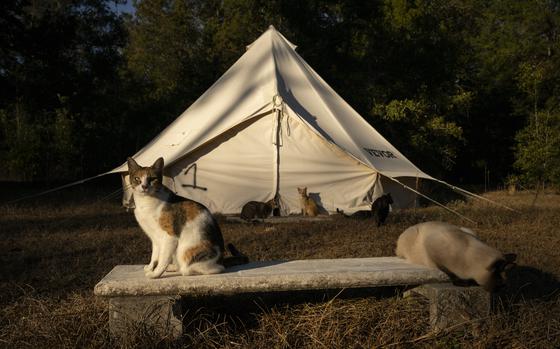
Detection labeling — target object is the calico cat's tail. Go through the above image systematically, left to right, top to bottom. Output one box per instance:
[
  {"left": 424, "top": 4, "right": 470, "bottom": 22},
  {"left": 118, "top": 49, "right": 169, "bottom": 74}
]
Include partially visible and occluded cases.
[{"left": 222, "top": 243, "right": 249, "bottom": 268}]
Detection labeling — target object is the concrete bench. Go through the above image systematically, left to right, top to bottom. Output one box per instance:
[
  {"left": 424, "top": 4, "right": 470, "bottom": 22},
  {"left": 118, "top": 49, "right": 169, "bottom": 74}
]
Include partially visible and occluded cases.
[{"left": 94, "top": 257, "right": 489, "bottom": 338}]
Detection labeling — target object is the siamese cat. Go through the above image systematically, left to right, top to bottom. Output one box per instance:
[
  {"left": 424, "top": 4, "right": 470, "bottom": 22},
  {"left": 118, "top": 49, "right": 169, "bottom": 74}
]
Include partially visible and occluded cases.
[
  {"left": 127, "top": 157, "right": 248, "bottom": 279},
  {"left": 297, "top": 187, "right": 319, "bottom": 217},
  {"left": 240, "top": 199, "right": 277, "bottom": 221},
  {"left": 396, "top": 221, "right": 516, "bottom": 292}
]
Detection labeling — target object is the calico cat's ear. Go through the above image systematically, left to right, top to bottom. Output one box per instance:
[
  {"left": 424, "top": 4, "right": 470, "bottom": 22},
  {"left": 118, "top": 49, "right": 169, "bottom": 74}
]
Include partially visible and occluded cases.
[
  {"left": 127, "top": 157, "right": 141, "bottom": 172},
  {"left": 151, "top": 157, "right": 164, "bottom": 173}
]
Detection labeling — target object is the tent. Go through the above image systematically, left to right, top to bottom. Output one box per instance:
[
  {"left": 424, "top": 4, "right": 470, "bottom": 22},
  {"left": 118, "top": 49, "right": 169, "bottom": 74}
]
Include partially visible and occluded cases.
[{"left": 111, "top": 26, "right": 436, "bottom": 215}]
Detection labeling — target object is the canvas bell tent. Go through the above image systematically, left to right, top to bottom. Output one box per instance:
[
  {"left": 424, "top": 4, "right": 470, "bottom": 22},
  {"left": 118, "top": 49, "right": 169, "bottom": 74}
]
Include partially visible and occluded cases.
[{"left": 111, "top": 26, "right": 436, "bottom": 215}]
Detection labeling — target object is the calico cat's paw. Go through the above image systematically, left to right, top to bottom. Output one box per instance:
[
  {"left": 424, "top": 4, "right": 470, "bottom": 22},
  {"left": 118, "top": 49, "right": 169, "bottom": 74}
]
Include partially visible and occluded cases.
[
  {"left": 144, "top": 263, "right": 155, "bottom": 272},
  {"left": 144, "top": 271, "right": 160, "bottom": 279}
]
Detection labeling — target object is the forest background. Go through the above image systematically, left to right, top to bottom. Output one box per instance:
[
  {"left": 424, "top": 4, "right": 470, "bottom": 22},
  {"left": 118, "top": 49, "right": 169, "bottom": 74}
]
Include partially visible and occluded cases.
[{"left": 1, "top": 0, "right": 559, "bottom": 190}]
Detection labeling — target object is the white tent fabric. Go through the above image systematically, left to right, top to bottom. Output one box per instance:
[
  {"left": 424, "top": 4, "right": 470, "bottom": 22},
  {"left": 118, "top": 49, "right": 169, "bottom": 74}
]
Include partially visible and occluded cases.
[{"left": 113, "top": 26, "right": 434, "bottom": 214}]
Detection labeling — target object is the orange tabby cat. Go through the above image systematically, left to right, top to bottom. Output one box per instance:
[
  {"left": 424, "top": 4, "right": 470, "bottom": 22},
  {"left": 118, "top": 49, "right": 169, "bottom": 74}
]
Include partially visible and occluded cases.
[{"left": 297, "top": 187, "right": 319, "bottom": 217}]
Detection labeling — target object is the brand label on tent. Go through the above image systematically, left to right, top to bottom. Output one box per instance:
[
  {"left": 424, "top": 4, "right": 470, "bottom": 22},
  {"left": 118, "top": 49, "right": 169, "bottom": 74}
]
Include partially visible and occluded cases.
[{"left": 364, "top": 147, "right": 397, "bottom": 159}]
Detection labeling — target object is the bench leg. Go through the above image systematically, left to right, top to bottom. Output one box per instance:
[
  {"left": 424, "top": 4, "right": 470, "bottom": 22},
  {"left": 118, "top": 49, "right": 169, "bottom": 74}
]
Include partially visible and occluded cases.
[
  {"left": 405, "top": 283, "right": 490, "bottom": 332},
  {"left": 108, "top": 295, "right": 182, "bottom": 339}
]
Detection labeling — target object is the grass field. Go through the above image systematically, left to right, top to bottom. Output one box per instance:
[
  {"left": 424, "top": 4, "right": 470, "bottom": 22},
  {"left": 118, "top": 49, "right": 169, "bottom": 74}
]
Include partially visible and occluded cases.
[{"left": 1, "top": 185, "right": 559, "bottom": 348}]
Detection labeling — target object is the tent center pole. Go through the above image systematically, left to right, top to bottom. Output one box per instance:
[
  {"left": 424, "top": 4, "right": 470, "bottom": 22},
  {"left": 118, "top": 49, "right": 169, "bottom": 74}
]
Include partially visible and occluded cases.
[
  {"left": 272, "top": 95, "right": 283, "bottom": 206},
  {"left": 274, "top": 108, "right": 281, "bottom": 201}
]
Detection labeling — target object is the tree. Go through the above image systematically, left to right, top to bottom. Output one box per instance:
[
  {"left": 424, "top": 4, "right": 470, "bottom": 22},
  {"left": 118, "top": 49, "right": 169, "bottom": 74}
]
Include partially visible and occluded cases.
[
  {"left": 0, "top": 0, "right": 128, "bottom": 180},
  {"left": 363, "top": 0, "right": 473, "bottom": 177},
  {"left": 466, "top": 0, "right": 560, "bottom": 189},
  {"left": 470, "top": 0, "right": 560, "bottom": 190},
  {"left": 514, "top": 111, "right": 560, "bottom": 189}
]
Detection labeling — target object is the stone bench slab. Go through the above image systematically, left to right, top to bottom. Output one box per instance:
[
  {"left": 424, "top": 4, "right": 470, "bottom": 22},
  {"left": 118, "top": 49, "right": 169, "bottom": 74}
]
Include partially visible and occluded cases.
[{"left": 94, "top": 257, "right": 449, "bottom": 297}]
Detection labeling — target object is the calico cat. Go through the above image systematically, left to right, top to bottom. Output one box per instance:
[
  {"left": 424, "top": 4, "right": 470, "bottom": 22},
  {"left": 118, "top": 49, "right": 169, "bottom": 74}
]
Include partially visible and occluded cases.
[
  {"left": 127, "top": 157, "right": 248, "bottom": 279},
  {"left": 297, "top": 187, "right": 319, "bottom": 217},
  {"left": 372, "top": 193, "right": 393, "bottom": 227},
  {"left": 240, "top": 199, "right": 277, "bottom": 221},
  {"left": 396, "top": 221, "right": 516, "bottom": 292}
]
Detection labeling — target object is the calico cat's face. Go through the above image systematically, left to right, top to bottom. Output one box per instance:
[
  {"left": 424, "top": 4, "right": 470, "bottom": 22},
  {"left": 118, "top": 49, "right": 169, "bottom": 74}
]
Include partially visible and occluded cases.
[{"left": 127, "top": 157, "right": 164, "bottom": 195}]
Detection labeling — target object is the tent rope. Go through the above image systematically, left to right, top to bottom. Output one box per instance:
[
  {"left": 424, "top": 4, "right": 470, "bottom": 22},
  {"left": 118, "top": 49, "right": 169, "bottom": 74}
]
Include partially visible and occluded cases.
[
  {"left": 4, "top": 172, "right": 111, "bottom": 205},
  {"left": 384, "top": 176, "right": 477, "bottom": 225},
  {"left": 432, "top": 179, "right": 518, "bottom": 212},
  {"left": 103, "top": 183, "right": 132, "bottom": 202},
  {"left": 3, "top": 184, "right": 126, "bottom": 236}
]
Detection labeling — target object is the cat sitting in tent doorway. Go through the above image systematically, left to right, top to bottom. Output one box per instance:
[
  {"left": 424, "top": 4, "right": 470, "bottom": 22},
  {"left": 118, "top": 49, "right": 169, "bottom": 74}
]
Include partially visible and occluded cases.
[
  {"left": 298, "top": 187, "right": 320, "bottom": 217},
  {"left": 240, "top": 198, "right": 277, "bottom": 222}
]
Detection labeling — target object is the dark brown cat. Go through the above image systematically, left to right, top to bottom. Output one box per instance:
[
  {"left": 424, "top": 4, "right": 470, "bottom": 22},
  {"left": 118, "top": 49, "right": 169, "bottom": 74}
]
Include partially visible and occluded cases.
[
  {"left": 372, "top": 193, "right": 393, "bottom": 227},
  {"left": 240, "top": 199, "right": 277, "bottom": 221}
]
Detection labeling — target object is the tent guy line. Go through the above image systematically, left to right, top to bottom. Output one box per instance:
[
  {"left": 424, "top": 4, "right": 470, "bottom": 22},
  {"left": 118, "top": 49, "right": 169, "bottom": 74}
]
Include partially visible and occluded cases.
[
  {"left": 5, "top": 172, "right": 110, "bottom": 205},
  {"left": 384, "top": 175, "right": 477, "bottom": 225},
  {"left": 432, "top": 179, "right": 518, "bottom": 212}
]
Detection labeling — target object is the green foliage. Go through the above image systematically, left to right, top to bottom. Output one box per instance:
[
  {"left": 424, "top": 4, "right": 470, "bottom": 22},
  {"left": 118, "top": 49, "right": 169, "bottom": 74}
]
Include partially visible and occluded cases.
[
  {"left": 0, "top": 0, "right": 128, "bottom": 180},
  {"left": 126, "top": 0, "right": 206, "bottom": 100},
  {"left": 207, "top": 0, "right": 280, "bottom": 68},
  {"left": 365, "top": 0, "right": 472, "bottom": 175},
  {"left": 479, "top": 0, "right": 560, "bottom": 188},
  {"left": 51, "top": 95, "right": 81, "bottom": 179},
  {"left": 0, "top": 96, "right": 83, "bottom": 181},
  {"left": 373, "top": 98, "right": 464, "bottom": 171},
  {"left": 0, "top": 104, "right": 43, "bottom": 181},
  {"left": 514, "top": 112, "right": 560, "bottom": 187}
]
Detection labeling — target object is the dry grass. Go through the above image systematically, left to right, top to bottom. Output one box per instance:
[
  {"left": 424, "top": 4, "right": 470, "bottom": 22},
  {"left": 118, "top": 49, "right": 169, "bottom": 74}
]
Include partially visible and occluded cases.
[{"left": 1, "top": 185, "right": 559, "bottom": 348}]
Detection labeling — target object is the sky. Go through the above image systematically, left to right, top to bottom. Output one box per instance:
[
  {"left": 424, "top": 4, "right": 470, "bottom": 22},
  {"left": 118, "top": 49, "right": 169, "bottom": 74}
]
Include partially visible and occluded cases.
[{"left": 113, "top": 0, "right": 135, "bottom": 15}]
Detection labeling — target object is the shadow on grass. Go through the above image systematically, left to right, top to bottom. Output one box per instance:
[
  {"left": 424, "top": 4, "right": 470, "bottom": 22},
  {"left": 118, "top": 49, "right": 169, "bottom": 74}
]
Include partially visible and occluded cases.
[
  {"left": 494, "top": 265, "right": 560, "bottom": 308},
  {"left": 180, "top": 286, "right": 407, "bottom": 331}
]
